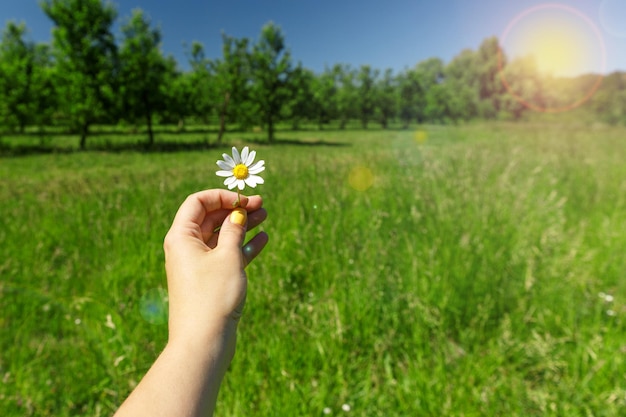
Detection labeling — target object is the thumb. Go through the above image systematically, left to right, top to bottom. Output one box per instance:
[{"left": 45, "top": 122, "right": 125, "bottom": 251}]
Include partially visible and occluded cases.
[{"left": 217, "top": 207, "right": 247, "bottom": 251}]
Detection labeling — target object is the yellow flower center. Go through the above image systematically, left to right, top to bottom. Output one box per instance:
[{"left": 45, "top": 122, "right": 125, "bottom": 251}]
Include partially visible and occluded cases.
[{"left": 233, "top": 163, "right": 249, "bottom": 180}]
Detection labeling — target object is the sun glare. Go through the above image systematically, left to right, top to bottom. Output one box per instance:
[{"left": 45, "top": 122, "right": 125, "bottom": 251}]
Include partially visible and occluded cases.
[
  {"left": 498, "top": 4, "right": 606, "bottom": 113},
  {"left": 501, "top": 4, "right": 605, "bottom": 78},
  {"left": 519, "top": 27, "right": 586, "bottom": 77}
]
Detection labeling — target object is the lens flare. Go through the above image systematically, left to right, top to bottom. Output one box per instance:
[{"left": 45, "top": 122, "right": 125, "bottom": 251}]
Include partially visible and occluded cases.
[
  {"left": 600, "top": 0, "right": 626, "bottom": 38},
  {"left": 498, "top": 4, "right": 606, "bottom": 113},
  {"left": 348, "top": 166, "right": 374, "bottom": 192},
  {"left": 139, "top": 288, "right": 168, "bottom": 325}
]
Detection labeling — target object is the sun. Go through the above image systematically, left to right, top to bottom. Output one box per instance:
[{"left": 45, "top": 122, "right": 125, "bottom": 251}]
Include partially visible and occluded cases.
[
  {"left": 498, "top": 3, "right": 606, "bottom": 113},
  {"left": 501, "top": 4, "right": 605, "bottom": 78},
  {"left": 520, "top": 28, "right": 585, "bottom": 77}
]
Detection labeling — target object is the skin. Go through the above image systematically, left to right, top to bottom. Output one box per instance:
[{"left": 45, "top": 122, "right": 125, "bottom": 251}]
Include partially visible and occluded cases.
[{"left": 114, "top": 189, "right": 268, "bottom": 417}]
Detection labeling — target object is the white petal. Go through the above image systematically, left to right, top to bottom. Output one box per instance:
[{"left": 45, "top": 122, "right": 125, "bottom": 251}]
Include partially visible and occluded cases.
[
  {"left": 232, "top": 147, "right": 241, "bottom": 164},
  {"left": 240, "top": 147, "right": 249, "bottom": 164},
  {"left": 245, "top": 150, "right": 256, "bottom": 166},
  {"left": 222, "top": 153, "right": 235, "bottom": 166},
  {"left": 217, "top": 160, "right": 234, "bottom": 170},
  {"left": 248, "top": 160, "right": 265, "bottom": 173},
  {"left": 216, "top": 170, "right": 233, "bottom": 177},
  {"left": 247, "top": 175, "right": 264, "bottom": 186},
  {"left": 224, "top": 176, "right": 237, "bottom": 186},
  {"left": 243, "top": 176, "right": 257, "bottom": 187},
  {"left": 237, "top": 179, "right": 246, "bottom": 190},
  {"left": 227, "top": 180, "right": 237, "bottom": 190}
]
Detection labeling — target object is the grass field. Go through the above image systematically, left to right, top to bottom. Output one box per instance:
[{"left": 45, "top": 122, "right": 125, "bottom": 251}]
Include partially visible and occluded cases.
[{"left": 1, "top": 123, "right": 625, "bottom": 416}]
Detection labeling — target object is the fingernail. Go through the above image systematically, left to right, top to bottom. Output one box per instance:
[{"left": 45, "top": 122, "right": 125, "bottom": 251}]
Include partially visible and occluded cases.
[{"left": 230, "top": 208, "right": 247, "bottom": 226}]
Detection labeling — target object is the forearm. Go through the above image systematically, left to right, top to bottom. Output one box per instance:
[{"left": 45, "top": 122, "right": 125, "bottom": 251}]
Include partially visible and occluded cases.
[{"left": 114, "top": 325, "right": 237, "bottom": 417}]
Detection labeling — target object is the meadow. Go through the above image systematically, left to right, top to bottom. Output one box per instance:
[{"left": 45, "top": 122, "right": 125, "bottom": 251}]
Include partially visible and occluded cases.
[{"left": 1, "top": 122, "right": 625, "bottom": 416}]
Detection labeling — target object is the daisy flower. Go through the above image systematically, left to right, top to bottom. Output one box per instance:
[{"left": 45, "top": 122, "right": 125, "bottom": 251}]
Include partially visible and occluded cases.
[{"left": 216, "top": 146, "right": 265, "bottom": 205}]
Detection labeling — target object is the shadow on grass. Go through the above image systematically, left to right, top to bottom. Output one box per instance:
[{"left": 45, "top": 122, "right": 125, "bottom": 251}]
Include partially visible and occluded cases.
[
  {"left": 0, "top": 126, "right": 224, "bottom": 137},
  {"left": 0, "top": 136, "right": 350, "bottom": 157},
  {"left": 246, "top": 137, "right": 351, "bottom": 147},
  {"left": 0, "top": 138, "right": 352, "bottom": 157},
  {"left": 0, "top": 140, "right": 217, "bottom": 157},
  {"left": 0, "top": 142, "right": 75, "bottom": 157}
]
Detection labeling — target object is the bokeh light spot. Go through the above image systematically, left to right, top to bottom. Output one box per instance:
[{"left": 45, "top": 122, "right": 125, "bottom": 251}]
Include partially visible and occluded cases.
[
  {"left": 498, "top": 4, "right": 606, "bottom": 113},
  {"left": 414, "top": 130, "right": 428, "bottom": 144},
  {"left": 348, "top": 166, "right": 374, "bottom": 192},
  {"left": 139, "top": 288, "right": 168, "bottom": 325}
]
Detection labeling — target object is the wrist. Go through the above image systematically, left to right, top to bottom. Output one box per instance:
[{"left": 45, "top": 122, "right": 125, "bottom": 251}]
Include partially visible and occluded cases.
[{"left": 167, "top": 318, "right": 239, "bottom": 366}]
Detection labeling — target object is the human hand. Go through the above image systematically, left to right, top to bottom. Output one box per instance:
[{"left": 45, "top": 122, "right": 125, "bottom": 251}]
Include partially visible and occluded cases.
[
  {"left": 162, "top": 189, "right": 268, "bottom": 352},
  {"left": 114, "top": 190, "right": 267, "bottom": 417}
]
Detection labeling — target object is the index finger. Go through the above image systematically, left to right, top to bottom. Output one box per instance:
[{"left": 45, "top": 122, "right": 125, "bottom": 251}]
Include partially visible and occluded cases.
[{"left": 171, "top": 189, "right": 263, "bottom": 229}]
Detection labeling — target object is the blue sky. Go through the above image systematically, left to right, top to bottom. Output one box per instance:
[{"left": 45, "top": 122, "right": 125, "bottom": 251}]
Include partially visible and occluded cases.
[{"left": 2, "top": 0, "right": 626, "bottom": 75}]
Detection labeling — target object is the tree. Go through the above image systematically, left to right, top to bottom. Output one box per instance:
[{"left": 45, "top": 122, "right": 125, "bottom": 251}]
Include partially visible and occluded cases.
[
  {"left": 41, "top": 0, "right": 118, "bottom": 149},
  {"left": 118, "top": 9, "right": 169, "bottom": 146},
  {"left": 0, "top": 22, "right": 54, "bottom": 132},
  {"left": 249, "top": 22, "right": 292, "bottom": 143},
  {"left": 211, "top": 34, "right": 253, "bottom": 143},
  {"left": 475, "top": 37, "right": 505, "bottom": 118},
  {"left": 186, "top": 42, "right": 215, "bottom": 126},
  {"left": 446, "top": 49, "right": 480, "bottom": 120},
  {"left": 498, "top": 56, "right": 542, "bottom": 119},
  {"left": 160, "top": 57, "right": 193, "bottom": 129},
  {"left": 415, "top": 57, "right": 445, "bottom": 89},
  {"left": 415, "top": 58, "right": 445, "bottom": 123},
  {"left": 284, "top": 63, "right": 315, "bottom": 130},
  {"left": 334, "top": 64, "right": 357, "bottom": 129},
  {"left": 356, "top": 65, "right": 378, "bottom": 129},
  {"left": 311, "top": 68, "right": 337, "bottom": 129},
  {"left": 374, "top": 68, "right": 396, "bottom": 129},
  {"left": 396, "top": 68, "right": 423, "bottom": 128},
  {"left": 590, "top": 72, "right": 626, "bottom": 125},
  {"left": 423, "top": 83, "right": 452, "bottom": 123}
]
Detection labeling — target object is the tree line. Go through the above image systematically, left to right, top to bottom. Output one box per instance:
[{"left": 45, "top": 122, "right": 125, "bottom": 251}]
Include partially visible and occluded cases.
[{"left": 1, "top": 0, "right": 625, "bottom": 148}]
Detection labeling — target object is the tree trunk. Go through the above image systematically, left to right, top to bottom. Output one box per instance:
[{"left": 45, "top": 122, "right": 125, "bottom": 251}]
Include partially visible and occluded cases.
[
  {"left": 217, "top": 92, "right": 230, "bottom": 144},
  {"left": 144, "top": 93, "right": 154, "bottom": 147},
  {"left": 146, "top": 111, "right": 154, "bottom": 147},
  {"left": 267, "top": 115, "right": 274, "bottom": 143},
  {"left": 79, "top": 122, "right": 89, "bottom": 149}
]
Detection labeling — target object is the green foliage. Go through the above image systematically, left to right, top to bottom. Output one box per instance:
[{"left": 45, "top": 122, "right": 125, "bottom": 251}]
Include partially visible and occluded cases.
[
  {"left": 41, "top": 0, "right": 118, "bottom": 148},
  {"left": 1, "top": 3, "right": 625, "bottom": 137},
  {"left": 118, "top": 9, "right": 169, "bottom": 146},
  {"left": 0, "top": 22, "right": 55, "bottom": 132},
  {"left": 249, "top": 22, "right": 293, "bottom": 142},
  {"left": 211, "top": 34, "right": 255, "bottom": 141},
  {"left": 476, "top": 37, "right": 505, "bottom": 116},
  {"left": 185, "top": 41, "right": 215, "bottom": 125},
  {"left": 160, "top": 56, "right": 193, "bottom": 129},
  {"left": 283, "top": 64, "right": 315, "bottom": 130},
  {"left": 333, "top": 64, "right": 358, "bottom": 129},
  {"left": 356, "top": 65, "right": 378, "bottom": 129},
  {"left": 311, "top": 67, "right": 338, "bottom": 129},
  {"left": 373, "top": 68, "right": 397, "bottom": 129},
  {"left": 396, "top": 68, "right": 423, "bottom": 128},
  {"left": 591, "top": 73, "right": 626, "bottom": 125},
  {"left": 1, "top": 124, "right": 625, "bottom": 416}
]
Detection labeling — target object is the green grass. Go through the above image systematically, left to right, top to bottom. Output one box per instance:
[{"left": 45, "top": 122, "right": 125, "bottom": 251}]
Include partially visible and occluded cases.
[{"left": 1, "top": 123, "right": 625, "bottom": 416}]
